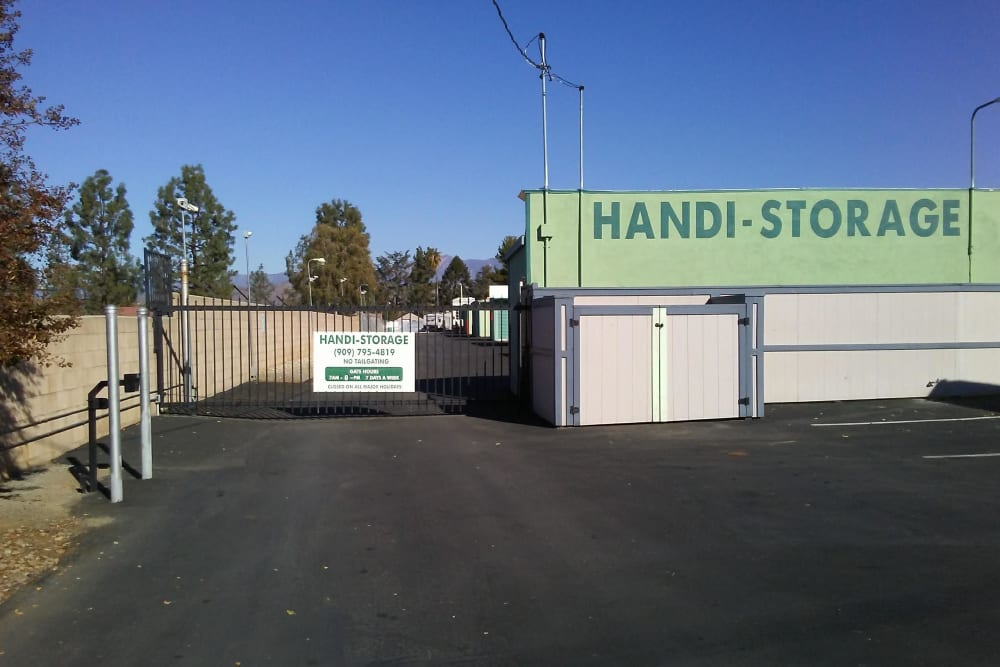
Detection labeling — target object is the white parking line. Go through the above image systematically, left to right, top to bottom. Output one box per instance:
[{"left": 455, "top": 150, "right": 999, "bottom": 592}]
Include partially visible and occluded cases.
[
  {"left": 811, "top": 415, "right": 1000, "bottom": 427},
  {"left": 922, "top": 453, "right": 1000, "bottom": 460}
]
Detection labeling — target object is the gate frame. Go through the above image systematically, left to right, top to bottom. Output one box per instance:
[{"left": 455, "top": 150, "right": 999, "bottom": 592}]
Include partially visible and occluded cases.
[{"left": 152, "top": 302, "right": 518, "bottom": 418}]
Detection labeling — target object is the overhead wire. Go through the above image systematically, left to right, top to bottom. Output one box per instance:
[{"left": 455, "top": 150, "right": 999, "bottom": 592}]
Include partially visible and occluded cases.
[
  {"left": 490, "top": 0, "right": 582, "bottom": 90},
  {"left": 490, "top": 0, "right": 587, "bottom": 200},
  {"left": 491, "top": 0, "right": 541, "bottom": 69},
  {"left": 523, "top": 33, "right": 540, "bottom": 56},
  {"left": 550, "top": 72, "right": 581, "bottom": 90}
]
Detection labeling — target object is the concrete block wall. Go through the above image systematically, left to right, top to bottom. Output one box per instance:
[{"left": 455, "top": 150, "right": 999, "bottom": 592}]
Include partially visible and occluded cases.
[{"left": 1, "top": 313, "right": 153, "bottom": 471}]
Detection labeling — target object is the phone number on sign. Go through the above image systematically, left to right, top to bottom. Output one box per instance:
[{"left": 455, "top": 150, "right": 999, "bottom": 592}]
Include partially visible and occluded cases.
[{"left": 333, "top": 348, "right": 396, "bottom": 357}]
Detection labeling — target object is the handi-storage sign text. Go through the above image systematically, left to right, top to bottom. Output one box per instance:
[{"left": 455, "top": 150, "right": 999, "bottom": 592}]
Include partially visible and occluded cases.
[
  {"left": 592, "top": 197, "right": 962, "bottom": 240},
  {"left": 312, "top": 332, "right": 415, "bottom": 392}
]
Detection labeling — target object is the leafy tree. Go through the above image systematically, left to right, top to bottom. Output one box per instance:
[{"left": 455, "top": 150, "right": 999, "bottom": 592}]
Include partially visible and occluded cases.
[
  {"left": 0, "top": 1, "right": 79, "bottom": 367},
  {"left": 145, "top": 164, "right": 237, "bottom": 298},
  {"left": 63, "top": 169, "right": 140, "bottom": 313},
  {"left": 285, "top": 199, "right": 377, "bottom": 306},
  {"left": 41, "top": 226, "right": 79, "bottom": 311},
  {"left": 494, "top": 234, "right": 520, "bottom": 284},
  {"left": 408, "top": 246, "right": 442, "bottom": 306},
  {"left": 375, "top": 250, "right": 412, "bottom": 306},
  {"left": 440, "top": 256, "right": 471, "bottom": 304},
  {"left": 249, "top": 264, "right": 274, "bottom": 304},
  {"left": 471, "top": 264, "right": 502, "bottom": 300}
]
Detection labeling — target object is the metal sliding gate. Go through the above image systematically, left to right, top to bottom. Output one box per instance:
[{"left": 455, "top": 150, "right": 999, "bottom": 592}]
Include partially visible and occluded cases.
[{"left": 153, "top": 303, "right": 517, "bottom": 418}]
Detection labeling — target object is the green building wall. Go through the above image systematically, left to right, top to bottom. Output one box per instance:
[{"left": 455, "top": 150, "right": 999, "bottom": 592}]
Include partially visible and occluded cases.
[{"left": 522, "top": 189, "right": 1000, "bottom": 287}]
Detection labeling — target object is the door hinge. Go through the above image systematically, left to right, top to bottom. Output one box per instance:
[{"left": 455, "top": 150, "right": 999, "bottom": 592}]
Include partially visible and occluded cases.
[
  {"left": 738, "top": 317, "right": 751, "bottom": 326},
  {"left": 568, "top": 318, "right": 579, "bottom": 327},
  {"left": 654, "top": 322, "right": 664, "bottom": 328},
  {"left": 739, "top": 396, "right": 750, "bottom": 405},
  {"left": 569, "top": 405, "right": 579, "bottom": 414}
]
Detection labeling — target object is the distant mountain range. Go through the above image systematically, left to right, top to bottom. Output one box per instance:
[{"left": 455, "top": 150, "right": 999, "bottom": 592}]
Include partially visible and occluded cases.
[
  {"left": 435, "top": 255, "right": 500, "bottom": 281},
  {"left": 231, "top": 256, "right": 501, "bottom": 302}
]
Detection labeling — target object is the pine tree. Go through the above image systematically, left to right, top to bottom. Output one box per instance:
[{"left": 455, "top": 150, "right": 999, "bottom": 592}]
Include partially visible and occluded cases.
[
  {"left": 0, "top": 0, "right": 79, "bottom": 367},
  {"left": 145, "top": 164, "right": 237, "bottom": 298},
  {"left": 64, "top": 169, "right": 140, "bottom": 313},
  {"left": 285, "top": 199, "right": 377, "bottom": 306},
  {"left": 494, "top": 235, "right": 519, "bottom": 284},
  {"left": 408, "top": 246, "right": 442, "bottom": 307},
  {"left": 440, "top": 256, "right": 471, "bottom": 304},
  {"left": 249, "top": 264, "right": 274, "bottom": 304},
  {"left": 471, "top": 264, "right": 502, "bottom": 300}
]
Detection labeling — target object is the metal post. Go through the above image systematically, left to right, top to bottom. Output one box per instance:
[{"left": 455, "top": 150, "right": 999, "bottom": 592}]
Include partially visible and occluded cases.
[
  {"left": 540, "top": 32, "right": 549, "bottom": 190},
  {"left": 579, "top": 85, "right": 585, "bottom": 190},
  {"left": 176, "top": 202, "right": 198, "bottom": 402},
  {"left": 178, "top": 209, "right": 191, "bottom": 402},
  {"left": 244, "top": 231, "right": 256, "bottom": 380},
  {"left": 244, "top": 232, "right": 252, "bottom": 299},
  {"left": 181, "top": 256, "right": 192, "bottom": 402},
  {"left": 105, "top": 305, "right": 123, "bottom": 503},
  {"left": 137, "top": 307, "right": 152, "bottom": 480},
  {"left": 152, "top": 311, "right": 165, "bottom": 404},
  {"left": 87, "top": 390, "right": 99, "bottom": 492},
  {"left": 87, "top": 396, "right": 97, "bottom": 491}
]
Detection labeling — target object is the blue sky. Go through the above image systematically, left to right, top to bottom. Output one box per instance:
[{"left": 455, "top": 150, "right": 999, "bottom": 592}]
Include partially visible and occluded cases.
[{"left": 18, "top": 0, "right": 1000, "bottom": 275}]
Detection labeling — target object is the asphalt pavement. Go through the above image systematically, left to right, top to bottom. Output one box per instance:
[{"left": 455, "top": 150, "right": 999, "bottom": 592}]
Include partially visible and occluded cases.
[{"left": 1, "top": 398, "right": 1000, "bottom": 665}]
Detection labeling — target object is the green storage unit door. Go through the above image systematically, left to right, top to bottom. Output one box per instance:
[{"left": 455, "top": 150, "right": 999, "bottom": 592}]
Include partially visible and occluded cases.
[
  {"left": 492, "top": 307, "right": 509, "bottom": 342},
  {"left": 471, "top": 308, "right": 491, "bottom": 338},
  {"left": 481, "top": 309, "right": 491, "bottom": 338}
]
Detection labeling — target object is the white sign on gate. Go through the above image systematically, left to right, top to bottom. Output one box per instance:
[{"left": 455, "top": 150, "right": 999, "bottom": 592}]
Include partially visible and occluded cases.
[{"left": 312, "top": 332, "right": 415, "bottom": 392}]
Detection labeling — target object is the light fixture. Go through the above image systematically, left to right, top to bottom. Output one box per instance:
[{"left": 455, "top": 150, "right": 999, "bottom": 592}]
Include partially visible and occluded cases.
[{"left": 307, "top": 257, "right": 327, "bottom": 306}]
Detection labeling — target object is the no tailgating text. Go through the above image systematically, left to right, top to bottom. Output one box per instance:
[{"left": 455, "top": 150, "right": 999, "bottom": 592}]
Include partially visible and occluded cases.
[{"left": 592, "top": 198, "right": 963, "bottom": 240}]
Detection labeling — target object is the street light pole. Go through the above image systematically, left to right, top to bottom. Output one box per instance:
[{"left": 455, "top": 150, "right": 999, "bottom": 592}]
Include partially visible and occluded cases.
[
  {"left": 969, "top": 96, "right": 1000, "bottom": 282},
  {"left": 971, "top": 97, "right": 1000, "bottom": 191},
  {"left": 176, "top": 197, "right": 199, "bottom": 403},
  {"left": 179, "top": 208, "right": 189, "bottom": 401},
  {"left": 243, "top": 230, "right": 255, "bottom": 380},
  {"left": 243, "top": 231, "right": 253, "bottom": 300},
  {"left": 307, "top": 257, "right": 326, "bottom": 307}
]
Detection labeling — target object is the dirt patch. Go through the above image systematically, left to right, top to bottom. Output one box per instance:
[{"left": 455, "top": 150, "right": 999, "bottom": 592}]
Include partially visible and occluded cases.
[{"left": 0, "top": 467, "right": 98, "bottom": 605}]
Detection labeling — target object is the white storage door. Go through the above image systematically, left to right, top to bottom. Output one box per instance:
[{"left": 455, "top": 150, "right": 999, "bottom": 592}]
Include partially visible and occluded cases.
[
  {"left": 666, "top": 314, "right": 740, "bottom": 421},
  {"left": 578, "top": 315, "right": 653, "bottom": 426}
]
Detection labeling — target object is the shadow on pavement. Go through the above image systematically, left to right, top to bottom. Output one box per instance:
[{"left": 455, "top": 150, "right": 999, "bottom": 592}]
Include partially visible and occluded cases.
[{"left": 927, "top": 380, "right": 1000, "bottom": 413}]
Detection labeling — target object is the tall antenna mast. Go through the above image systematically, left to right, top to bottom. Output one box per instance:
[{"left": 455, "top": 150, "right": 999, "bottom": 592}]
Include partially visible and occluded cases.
[
  {"left": 490, "top": 1, "right": 584, "bottom": 191},
  {"left": 540, "top": 32, "right": 549, "bottom": 190},
  {"left": 579, "top": 85, "right": 584, "bottom": 190}
]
